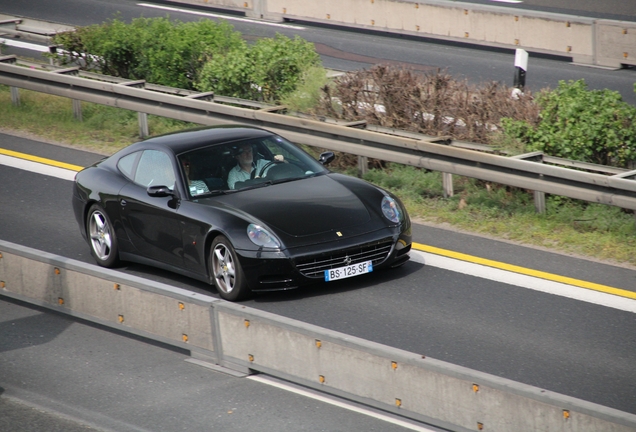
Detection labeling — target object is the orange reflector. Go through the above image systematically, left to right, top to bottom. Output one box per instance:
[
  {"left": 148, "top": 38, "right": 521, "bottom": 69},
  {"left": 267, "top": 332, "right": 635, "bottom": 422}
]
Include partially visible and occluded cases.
[
  {"left": 54, "top": 268, "right": 61, "bottom": 275},
  {"left": 114, "top": 283, "right": 120, "bottom": 290},
  {"left": 58, "top": 297, "right": 64, "bottom": 305},
  {"left": 179, "top": 302, "right": 185, "bottom": 311},
  {"left": 118, "top": 315, "right": 124, "bottom": 323},
  {"left": 182, "top": 334, "right": 188, "bottom": 342},
  {"left": 315, "top": 339, "right": 322, "bottom": 348},
  {"left": 248, "top": 354, "right": 254, "bottom": 362},
  {"left": 391, "top": 361, "right": 398, "bottom": 370},
  {"left": 319, "top": 375, "right": 325, "bottom": 384},
  {"left": 473, "top": 384, "right": 479, "bottom": 393},
  {"left": 395, "top": 398, "right": 402, "bottom": 407},
  {"left": 563, "top": 410, "right": 570, "bottom": 419}
]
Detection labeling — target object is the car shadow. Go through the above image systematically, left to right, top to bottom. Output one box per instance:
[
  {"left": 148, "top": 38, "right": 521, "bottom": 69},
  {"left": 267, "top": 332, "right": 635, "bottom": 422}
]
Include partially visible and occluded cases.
[{"left": 112, "top": 257, "right": 424, "bottom": 303}]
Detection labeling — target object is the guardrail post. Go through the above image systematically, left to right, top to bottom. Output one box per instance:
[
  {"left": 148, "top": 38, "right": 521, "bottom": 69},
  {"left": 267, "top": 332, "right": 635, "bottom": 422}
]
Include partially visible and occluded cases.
[
  {"left": 0, "top": 55, "right": 19, "bottom": 106},
  {"left": 51, "top": 67, "right": 82, "bottom": 121},
  {"left": 119, "top": 80, "right": 148, "bottom": 138},
  {"left": 512, "top": 151, "right": 547, "bottom": 213},
  {"left": 358, "top": 156, "right": 368, "bottom": 177},
  {"left": 442, "top": 172, "right": 454, "bottom": 198},
  {"left": 534, "top": 190, "right": 546, "bottom": 213}
]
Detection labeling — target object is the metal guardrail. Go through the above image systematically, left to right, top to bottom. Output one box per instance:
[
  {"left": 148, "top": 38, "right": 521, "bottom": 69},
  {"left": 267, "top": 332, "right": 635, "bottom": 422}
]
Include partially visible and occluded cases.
[{"left": 1, "top": 56, "right": 636, "bottom": 214}]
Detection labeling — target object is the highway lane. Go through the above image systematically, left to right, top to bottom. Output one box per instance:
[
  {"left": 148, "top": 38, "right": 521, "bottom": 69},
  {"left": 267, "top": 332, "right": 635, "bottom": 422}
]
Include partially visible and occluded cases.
[
  {"left": 1, "top": 0, "right": 636, "bottom": 106},
  {"left": 463, "top": 0, "right": 636, "bottom": 22},
  {"left": 1, "top": 132, "right": 635, "bottom": 416},
  {"left": 1, "top": 298, "right": 436, "bottom": 432}
]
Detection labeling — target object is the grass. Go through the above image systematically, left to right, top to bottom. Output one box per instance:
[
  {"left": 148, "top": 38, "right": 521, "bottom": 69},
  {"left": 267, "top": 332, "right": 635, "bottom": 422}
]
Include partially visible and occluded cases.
[{"left": 2, "top": 85, "right": 635, "bottom": 267}]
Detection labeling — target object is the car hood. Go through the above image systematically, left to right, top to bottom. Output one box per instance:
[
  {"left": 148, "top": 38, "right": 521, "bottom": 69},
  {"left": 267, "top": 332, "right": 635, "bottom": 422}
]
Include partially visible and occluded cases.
[{"left": 214, "top": 175, "right": 372, "bottom": 237}]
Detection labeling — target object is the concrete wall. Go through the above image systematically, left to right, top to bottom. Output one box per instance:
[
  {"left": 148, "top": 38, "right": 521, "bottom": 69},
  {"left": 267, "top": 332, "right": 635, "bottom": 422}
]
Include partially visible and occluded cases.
[
  {"left": 171, "top": 0, "right": 634, "bottom": 68},
  {"left": 2, "top": 239, "right": 635, "bottom": 431},
  {"left": 0, "top": 242, "right": 217, "bottom": 358}
]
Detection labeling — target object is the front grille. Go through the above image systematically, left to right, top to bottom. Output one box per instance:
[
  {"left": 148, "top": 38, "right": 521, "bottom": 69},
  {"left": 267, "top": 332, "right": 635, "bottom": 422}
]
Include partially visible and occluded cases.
[{"left": 295, "top": 238, "right": 393, "bottom": 278}]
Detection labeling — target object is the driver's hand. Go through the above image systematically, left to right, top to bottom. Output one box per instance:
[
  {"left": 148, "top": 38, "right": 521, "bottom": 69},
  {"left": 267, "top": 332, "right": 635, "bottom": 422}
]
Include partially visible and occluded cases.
[{"left": 274, "top": 154, "right": 284, "bottom": 162}]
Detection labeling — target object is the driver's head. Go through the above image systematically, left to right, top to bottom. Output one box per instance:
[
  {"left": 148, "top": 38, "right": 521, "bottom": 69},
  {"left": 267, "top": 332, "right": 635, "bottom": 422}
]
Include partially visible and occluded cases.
[{"left": 235, "top": 143, "right": 254, "bottom": 169}]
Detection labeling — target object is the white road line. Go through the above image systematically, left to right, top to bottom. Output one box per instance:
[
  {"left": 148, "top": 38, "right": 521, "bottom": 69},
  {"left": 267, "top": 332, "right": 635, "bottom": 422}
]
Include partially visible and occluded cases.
[
  {"left": 490, "top": 0, "right": 524, "bottom": 3},
  {"left": 137, "top": 3, "right": 306, "bottom": 30},
  {"left": 0, "top": 154, "right": 77, "bottom": 181},
  {"left": 410, "top": 250, "right": 636, "bottom": 314},
  {"left": 247, "top": 375, "right": 439, "bottom": 432}
]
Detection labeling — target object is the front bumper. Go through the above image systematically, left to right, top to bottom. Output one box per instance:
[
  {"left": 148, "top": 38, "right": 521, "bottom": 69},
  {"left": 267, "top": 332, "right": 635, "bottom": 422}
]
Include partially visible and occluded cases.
[{"left": 236, "top": 227, "right": 411, "bottom": 292}]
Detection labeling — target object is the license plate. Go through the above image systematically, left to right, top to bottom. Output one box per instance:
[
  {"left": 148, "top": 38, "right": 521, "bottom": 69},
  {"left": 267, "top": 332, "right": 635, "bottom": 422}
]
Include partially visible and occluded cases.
[{"left": 324, "top": 261, "right": 373, "bottom": 281}]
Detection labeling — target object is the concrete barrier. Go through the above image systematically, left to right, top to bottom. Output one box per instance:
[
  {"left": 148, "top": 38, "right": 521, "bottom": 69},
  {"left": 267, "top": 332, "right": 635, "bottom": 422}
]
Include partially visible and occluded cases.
[
  {"left": 171, "top": 0, "right": 633, "bottom": 69},
  {"left": 596, "top": 20, "right": 636, "bottom": 68},
  {"left": 1, "top": 239, "right": 635, "bottom": 431},
  {"left": 0, "top": 241, "right": 217, "bottom": 360}
]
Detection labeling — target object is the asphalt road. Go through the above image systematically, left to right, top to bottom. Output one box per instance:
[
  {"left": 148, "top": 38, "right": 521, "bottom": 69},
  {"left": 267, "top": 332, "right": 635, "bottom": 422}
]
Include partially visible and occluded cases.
[
  {"left": 461, "top": 0, "right": 636, "bottom": 22},
  {"left": 1, "top": 132, "right": 635, "bottom": 421},
  {"left": 1, "top": 297, "right": 436, "bottom": 432}
]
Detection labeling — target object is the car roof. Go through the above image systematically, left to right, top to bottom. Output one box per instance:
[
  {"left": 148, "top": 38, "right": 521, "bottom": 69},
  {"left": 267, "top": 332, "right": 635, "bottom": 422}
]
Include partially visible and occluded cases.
[{"left": 132, "top": 125, "right": 275, "bottom": 155}]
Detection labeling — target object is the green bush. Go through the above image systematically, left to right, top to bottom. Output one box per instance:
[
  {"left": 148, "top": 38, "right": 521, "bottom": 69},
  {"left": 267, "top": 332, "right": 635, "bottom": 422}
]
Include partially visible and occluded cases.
[
  {"left": 52, "top": 17, "right": 244, "bottom": 90},
  {"left": 53, "top": 19, "right": 322, "bottom": 102},
  {"left": 197, "top": 34, "right": 321, "bottom": 102},
  {"left": 501, "top": 80, "right": 636, "bottom": 167}
]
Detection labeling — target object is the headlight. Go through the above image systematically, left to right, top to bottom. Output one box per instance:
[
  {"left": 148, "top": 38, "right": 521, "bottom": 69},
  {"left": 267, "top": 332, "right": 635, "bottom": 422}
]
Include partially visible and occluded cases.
[
  {"left": 381, "top": 196, "right": 403, "bottom": 224},
  {"left": 247, "top": 224, "right": 281, "bottom": 248}
]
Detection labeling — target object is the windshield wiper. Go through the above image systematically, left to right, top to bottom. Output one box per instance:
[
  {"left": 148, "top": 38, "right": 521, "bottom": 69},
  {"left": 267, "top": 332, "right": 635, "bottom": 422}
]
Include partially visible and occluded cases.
[{"left": 231, "top": 180, "right": 273, "bottom": 192}]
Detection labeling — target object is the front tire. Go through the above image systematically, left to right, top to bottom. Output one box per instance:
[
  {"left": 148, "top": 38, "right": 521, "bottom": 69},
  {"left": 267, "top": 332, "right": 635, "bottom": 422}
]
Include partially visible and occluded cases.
[
  {"left": 86, "top": 204, "right": 119, "bottom": 267},
  {"left": 210, "top": 235, "right": 250, "bottom": 301}
]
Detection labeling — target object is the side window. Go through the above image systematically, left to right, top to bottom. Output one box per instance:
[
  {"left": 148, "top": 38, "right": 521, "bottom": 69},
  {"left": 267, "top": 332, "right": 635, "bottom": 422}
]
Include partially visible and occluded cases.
[
  {"left": 263, "top": 137, "right": 300, "bottom": 164},
  {"left": 134, "top": 150, "right": 175, "bottom": 189},
  {"left": 117, "top": 152, "right": 139, "bottom": 180}
]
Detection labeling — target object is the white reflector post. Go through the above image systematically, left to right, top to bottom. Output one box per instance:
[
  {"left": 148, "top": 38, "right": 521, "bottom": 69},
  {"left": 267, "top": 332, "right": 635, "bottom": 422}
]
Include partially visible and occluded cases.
[{"left": 513, "top": 48, "right": 528, "bottom": 90}]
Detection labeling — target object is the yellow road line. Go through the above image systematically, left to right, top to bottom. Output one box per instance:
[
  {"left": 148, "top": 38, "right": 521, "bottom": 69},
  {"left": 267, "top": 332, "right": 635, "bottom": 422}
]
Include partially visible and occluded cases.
[
  {"left": 0, "top": 148, "right": 84, "bottom": 172},
  {"left": 413, "top": 242, "right": 636, "bottom": 300}
]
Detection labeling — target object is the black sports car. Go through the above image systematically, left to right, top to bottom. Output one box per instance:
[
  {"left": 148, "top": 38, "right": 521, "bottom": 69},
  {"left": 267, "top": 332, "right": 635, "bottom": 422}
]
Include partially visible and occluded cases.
[{"left": 72, "top": 126, "right": 411, "bottom": 301}]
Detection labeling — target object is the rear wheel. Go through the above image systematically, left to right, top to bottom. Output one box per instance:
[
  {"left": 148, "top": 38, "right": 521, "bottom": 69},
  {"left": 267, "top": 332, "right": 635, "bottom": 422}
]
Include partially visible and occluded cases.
[
  {"left": 87, "top": 204, "right": 119, "bottom": 267},
  {"left": 210, "top": 235, "right": 250, "bottom": 301}
]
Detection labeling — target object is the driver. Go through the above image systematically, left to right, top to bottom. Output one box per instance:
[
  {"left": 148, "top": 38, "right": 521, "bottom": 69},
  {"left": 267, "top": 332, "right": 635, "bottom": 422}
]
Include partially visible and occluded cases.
[{"left": 227, "top": 143, "right": 283, "bottom": 189}]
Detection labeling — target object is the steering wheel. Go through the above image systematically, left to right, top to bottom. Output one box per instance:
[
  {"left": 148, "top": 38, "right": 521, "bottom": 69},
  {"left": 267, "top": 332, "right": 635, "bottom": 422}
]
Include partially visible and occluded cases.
[{"left": 258, "top": 160, "right": 283, "bottom": 178}]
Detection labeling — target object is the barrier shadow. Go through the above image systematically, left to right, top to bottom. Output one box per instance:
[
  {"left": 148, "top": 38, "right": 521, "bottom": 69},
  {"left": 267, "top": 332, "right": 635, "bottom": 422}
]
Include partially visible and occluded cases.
[{"left": 0, "top": 299, "right": 73, "bottom": 354}]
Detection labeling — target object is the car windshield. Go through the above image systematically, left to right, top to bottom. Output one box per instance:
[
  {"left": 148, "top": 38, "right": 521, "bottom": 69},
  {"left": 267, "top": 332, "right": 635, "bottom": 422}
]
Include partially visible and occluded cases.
[{"left": 177, "top": 134, "right": 329, "bottom": 198}]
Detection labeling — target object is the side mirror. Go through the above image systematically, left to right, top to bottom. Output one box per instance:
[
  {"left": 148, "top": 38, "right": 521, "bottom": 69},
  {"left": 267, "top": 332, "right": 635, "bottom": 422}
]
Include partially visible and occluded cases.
[
  {"left": 318, "top": 151, "right": 335, "bottom": 165},
  {"left": 147, "top": 185, "right": 175, "bottom": 198}
]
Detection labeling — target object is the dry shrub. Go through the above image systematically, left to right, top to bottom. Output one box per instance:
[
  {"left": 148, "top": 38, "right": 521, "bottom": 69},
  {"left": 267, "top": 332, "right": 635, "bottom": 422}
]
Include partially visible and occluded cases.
[{"left": 318, "top": 65, "right": 539, "bottom": 144}]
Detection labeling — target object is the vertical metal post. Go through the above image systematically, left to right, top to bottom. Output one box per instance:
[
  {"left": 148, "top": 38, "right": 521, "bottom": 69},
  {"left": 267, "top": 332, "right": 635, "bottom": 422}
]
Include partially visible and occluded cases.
[
  {"left": 512, "top": 48, "right": 528, "bottom": 99},
  {"left": 0, "top": 55, "right": 19, "bottom": 105},
  {"left": 51, "top": 67, "right": 83, "bottom": 121},
  {"left": 118, "top": 80, "right": 148, "bottom": 138},
  {"left": 10, "top": 86, "right": 20, "bottom": 106},
  {"left": 72, "top": 99, "right": 82, "bottom": 122},
  {"left": 138, "top": 112, "right": 149, "bottom": 138},
  {"left": 357, "top": 156, "right": 368, "bottom": 177},
  {"left": 442, "top": 172, "right": 454, "bottom": 198},
  {"left": 534, "top": 190, "right": 546, "bottom": 214}
]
